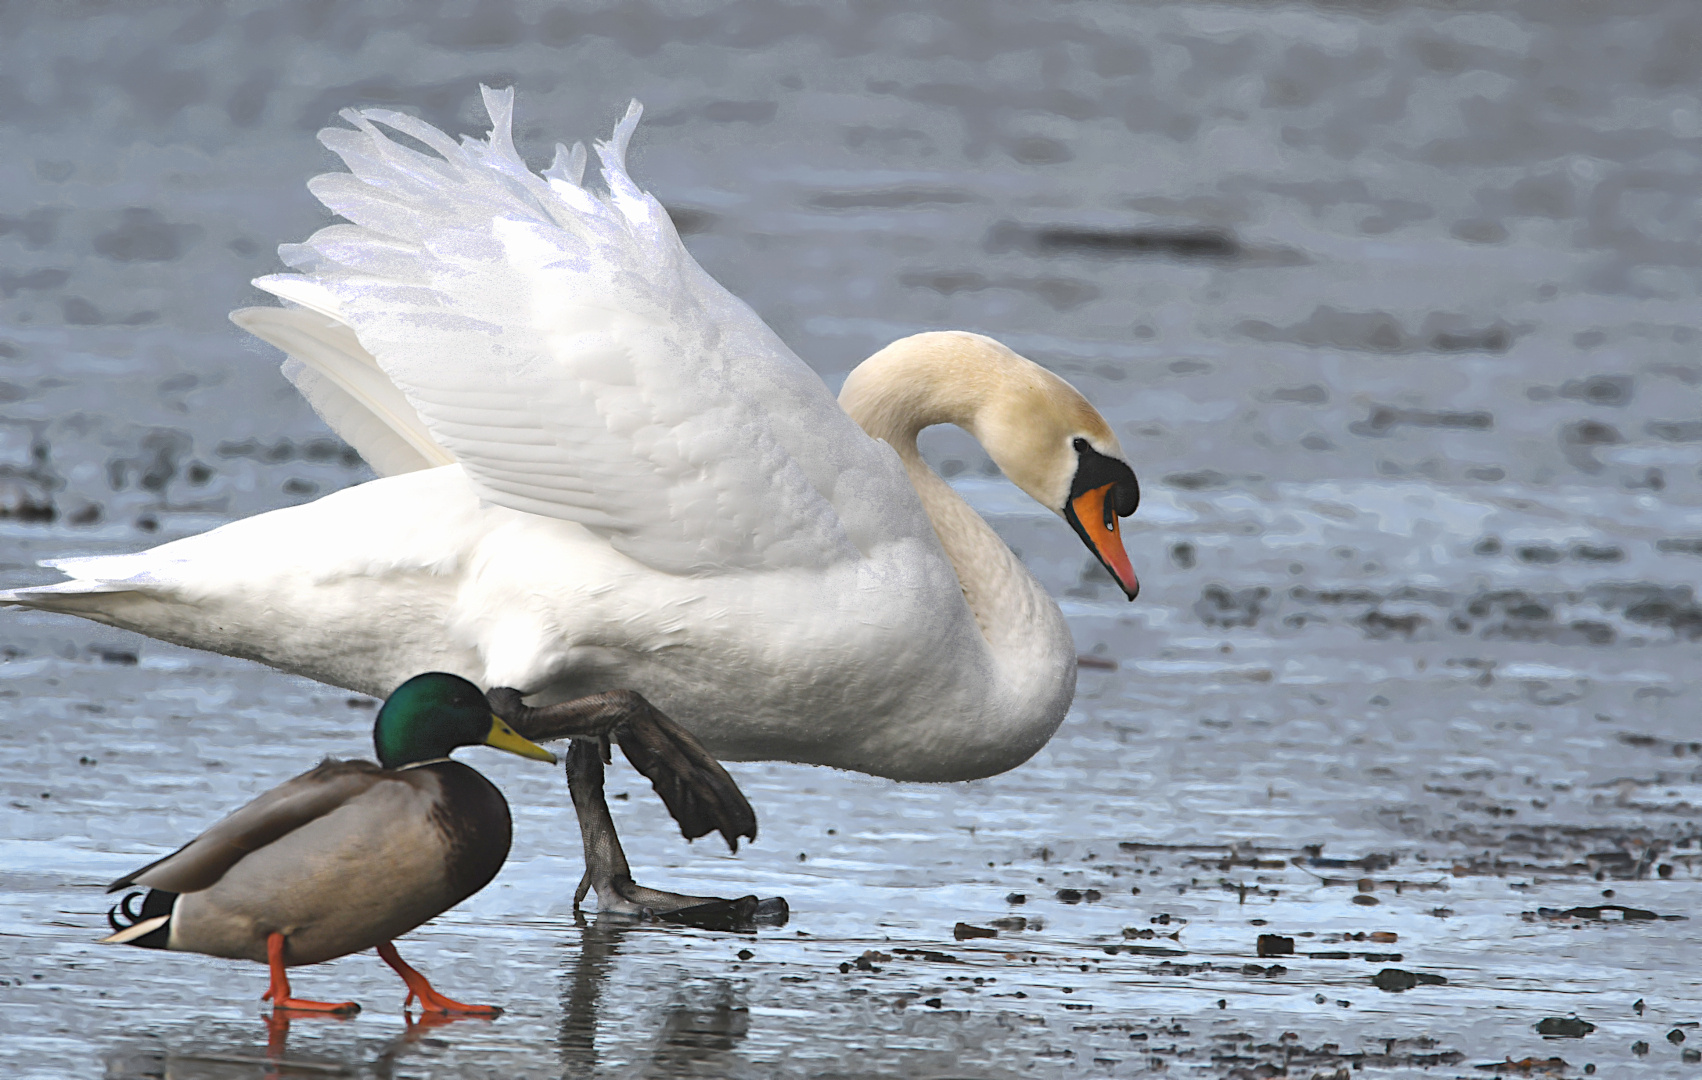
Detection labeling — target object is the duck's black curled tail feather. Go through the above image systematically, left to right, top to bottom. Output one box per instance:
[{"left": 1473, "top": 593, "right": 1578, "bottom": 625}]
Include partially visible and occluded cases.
[{"left": 103, "top": 889, "right": 176, "bottom": 949}]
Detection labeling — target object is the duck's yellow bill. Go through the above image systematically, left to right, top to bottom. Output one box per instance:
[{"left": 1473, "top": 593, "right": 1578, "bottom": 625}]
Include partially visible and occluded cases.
[{"left": 484, "top": 716, "right": 558, "bottom": 764}]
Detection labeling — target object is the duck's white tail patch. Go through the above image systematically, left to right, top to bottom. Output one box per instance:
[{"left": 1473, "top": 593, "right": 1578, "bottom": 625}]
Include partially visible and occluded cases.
[{"left": 99, "top": 914, "right": 169, "bottom": 945}]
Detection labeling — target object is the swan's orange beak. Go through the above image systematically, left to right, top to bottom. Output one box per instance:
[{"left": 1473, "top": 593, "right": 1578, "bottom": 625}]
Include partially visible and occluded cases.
[{"left": 1067, "top": 483, "right": 1139, "bottom": 601}]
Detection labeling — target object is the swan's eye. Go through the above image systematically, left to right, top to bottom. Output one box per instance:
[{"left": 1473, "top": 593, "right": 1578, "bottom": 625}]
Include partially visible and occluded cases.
[{"left": 1073, "top": 437, "right": 1090, "bottom": 454}]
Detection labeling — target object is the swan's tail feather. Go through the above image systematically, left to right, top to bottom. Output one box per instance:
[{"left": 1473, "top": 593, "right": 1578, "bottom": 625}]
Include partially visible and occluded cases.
[
  {"left": 230, "top": 306, "right": 452, "bottom": 478},
  {"left": 0, "top": 552, "right": 181, "bottom": 617},
  {"left": 0, "top": 577, "right": 125, "bottom": 603},
  {"left": 0, "top": 581, "right": 136, "bottom": 622}
]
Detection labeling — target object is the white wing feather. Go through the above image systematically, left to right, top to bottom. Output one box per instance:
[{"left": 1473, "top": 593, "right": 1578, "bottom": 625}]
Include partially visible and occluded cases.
[
  {"left": 253, "top": 86, "right": 892, "bottom": 574},
  {"left": 230, "top": 306, "right": 453, "bottom": 476}
]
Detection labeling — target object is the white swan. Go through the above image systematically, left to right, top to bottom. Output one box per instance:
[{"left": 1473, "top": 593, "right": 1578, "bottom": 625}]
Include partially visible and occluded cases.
[{"left": 5, "top": 88, "right": 1140, "bottom": 914}]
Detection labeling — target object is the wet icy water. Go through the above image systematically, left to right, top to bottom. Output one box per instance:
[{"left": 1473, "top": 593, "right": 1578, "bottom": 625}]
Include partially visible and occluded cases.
[
  {"left": 4, "top": 1, "right": 1702, "bottom": 1076},
  {"left": 6, "top": 619, "right": 1702, "bottom": 1080}
]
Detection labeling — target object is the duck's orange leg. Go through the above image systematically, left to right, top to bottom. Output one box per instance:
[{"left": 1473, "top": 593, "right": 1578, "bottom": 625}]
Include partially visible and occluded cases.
[
  {"left": 261, "top": 932, "right": 360, "bottom": 1015},
  {"left": 376, "top": 941, "right": 501, "bottom": 1016}
]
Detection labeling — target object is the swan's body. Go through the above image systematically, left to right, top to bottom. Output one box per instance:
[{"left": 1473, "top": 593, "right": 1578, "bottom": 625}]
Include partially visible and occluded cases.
[
  {"left": 5, "top": 89, "right": 1138, "bottom": 787},
  {"left": 47, "top": 458, "right": 1066, "bottom": 780}
]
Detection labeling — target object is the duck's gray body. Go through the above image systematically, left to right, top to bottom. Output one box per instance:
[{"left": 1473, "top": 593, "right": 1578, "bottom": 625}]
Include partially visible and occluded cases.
[{"left": 109, "top": 758, "right": 511, "bottom": 966}]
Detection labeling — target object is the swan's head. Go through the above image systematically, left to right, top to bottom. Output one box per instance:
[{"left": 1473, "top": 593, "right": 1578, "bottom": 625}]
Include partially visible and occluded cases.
[
  {"left": 842, "top": 331, "right": 1141, "bottom": 600},
  {"left": 970, "top": 357, "right": 1141, "bottom": 602}
]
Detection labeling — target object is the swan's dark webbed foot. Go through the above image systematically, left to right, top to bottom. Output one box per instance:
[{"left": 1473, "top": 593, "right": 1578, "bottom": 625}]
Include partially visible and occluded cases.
[
  {"left": 487, "top": 687, "right": 788, "bottom": 929},
  {"left": 567, "top": 743, "right": 788, "bottom": 929}
]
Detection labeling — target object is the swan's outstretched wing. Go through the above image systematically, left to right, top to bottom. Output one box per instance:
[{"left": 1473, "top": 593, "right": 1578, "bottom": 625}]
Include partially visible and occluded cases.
[
  {"left": 252, "top": 86, "right": 887, "bottom": 574},
  {"left": 230, "top": 305, "right": 454, "bottom": 476}
]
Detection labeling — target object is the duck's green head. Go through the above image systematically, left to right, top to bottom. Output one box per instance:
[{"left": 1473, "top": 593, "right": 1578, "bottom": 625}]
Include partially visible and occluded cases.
[{"left": 374, "top": 672, "right": 558, "bottom": 769}]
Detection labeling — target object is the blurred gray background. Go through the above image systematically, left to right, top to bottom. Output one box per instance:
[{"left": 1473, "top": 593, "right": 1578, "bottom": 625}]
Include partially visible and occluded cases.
[{"left": 3, "top": 3, "right": 1700, "bottom": 1078}]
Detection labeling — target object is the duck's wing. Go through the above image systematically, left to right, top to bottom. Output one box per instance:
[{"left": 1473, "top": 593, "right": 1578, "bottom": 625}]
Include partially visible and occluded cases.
[
  {"left": 248, "top": 86, "right": 902, "bottom": 575},
  {"left": 106, "top": 759, "right": 389, "bottom": 894}
]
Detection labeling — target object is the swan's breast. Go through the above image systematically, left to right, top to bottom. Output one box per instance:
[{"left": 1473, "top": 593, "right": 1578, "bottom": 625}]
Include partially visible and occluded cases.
[{"left": 457, "top": 514, "right": 1066, "bottom": 779}]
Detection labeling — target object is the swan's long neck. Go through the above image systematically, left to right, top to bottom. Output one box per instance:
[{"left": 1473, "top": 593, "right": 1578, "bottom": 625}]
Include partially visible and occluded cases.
[
  {"left": 839, "top": 332, "right": 1077, "bottom": 761},
  {"left": 863, "top": 427, "right": 1054, "bottom": 659}
]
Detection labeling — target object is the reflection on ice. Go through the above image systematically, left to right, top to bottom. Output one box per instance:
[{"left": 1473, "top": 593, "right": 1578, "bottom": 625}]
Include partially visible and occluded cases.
[{"left": 559, "top": 921, "right": 751, "bottom": 1077}]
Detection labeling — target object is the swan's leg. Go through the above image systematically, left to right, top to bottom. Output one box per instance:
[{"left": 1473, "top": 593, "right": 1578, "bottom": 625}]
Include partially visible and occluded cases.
[
  {"left": 488, "top": 688, "right": 787, "bottom": 926},
  {"left": 567, "top": 739, "right": 790, "bottom": 923},
  {"left": 566, "top": 740, "right": 731, "bottom": 917}
]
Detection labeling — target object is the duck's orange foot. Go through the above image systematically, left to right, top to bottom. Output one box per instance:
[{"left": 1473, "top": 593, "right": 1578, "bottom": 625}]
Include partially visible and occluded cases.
[
  {"left": 262, "top": 932, "right": 360, "bottom": 1015},
  {"left": 377, "top": 941, "right": 501, "bottom": 1017}
]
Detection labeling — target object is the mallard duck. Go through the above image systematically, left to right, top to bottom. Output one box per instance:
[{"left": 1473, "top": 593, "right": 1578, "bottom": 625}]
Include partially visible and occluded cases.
[
  {"left": 7, "top": 88, "right": 1140, "bottom": 915},
  {"left": 101, "top": 672, "right": 557, "bottom": 1014}
]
